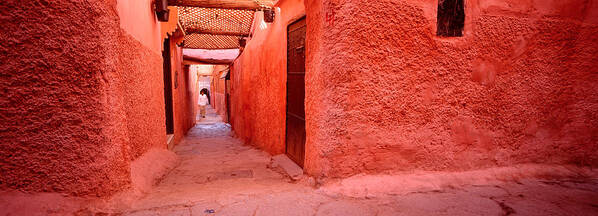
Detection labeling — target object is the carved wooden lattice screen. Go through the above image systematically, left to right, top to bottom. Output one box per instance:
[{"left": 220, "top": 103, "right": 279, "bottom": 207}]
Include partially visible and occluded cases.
[
  {"left": 175, "top": 1, "right": 277, "bottom": 49},
  {"left": 178, "top": 7, "right": 254, "bottom": 49}
]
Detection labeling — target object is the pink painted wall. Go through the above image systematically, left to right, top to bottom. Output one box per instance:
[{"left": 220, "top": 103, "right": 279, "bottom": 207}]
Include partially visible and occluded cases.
[
  {"left": 0, "top": 0, "right": 193, "bottom": 196},
  {"left": 116, "top": 0, "right": 178, "bottom": 53},
  {"left": 117, "top": 0, "right": 162, "bottom": 53},
  {"left": 229, "top": 0, "right": 598, "bottom": 181},
  {"left": 230, "top": 0, "right": 306, "bottom": 155},
  {"left": 303, "top": 0, "right": 598, "bottom": 179}
]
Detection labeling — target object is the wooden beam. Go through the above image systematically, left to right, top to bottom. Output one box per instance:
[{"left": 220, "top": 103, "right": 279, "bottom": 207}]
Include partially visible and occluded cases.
[
  {"left": 168, "top": 0, "right": 263, "bottom": 10},
  {"left": 186, "top": 29, "right": 249, "bottom": 37},
  {"left": 183, "top": 55, "right": 234, "bottom": 65}
]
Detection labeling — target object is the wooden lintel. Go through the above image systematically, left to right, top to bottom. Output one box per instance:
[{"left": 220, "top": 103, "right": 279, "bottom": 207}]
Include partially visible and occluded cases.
[
  {"left": 168, "top": 0, "right": 264, "bottom": 10},
  {"left": 186, "top": 29, "right": 249, "bottom": 37},
  {"left": 183, "top": 55, "right": 234, "bottom": 65}
]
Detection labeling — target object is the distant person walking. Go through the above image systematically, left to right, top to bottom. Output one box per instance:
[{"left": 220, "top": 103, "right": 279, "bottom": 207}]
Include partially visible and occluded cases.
[{"left": 198, "top": 90, "right": 209, "bottom": 118}]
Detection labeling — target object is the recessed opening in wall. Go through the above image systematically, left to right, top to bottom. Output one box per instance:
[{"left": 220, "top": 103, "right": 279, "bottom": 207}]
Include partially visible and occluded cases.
[
  {"left": 437, "top": 0, "right": 465, "bottom": 37},
  {"left": 162, "top": 37, "right": 174, "bottom": 135}
]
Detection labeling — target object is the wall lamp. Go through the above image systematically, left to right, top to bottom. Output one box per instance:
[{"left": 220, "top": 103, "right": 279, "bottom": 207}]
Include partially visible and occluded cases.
[
  {"left": 155, "top": 0, "right": 170, "bottom": 22},
  {"left": 263, "top": 8, "right": 275, "bottom": 23},
  {"left": 239, "top": 38, "right": 247, "bottom": 48}
]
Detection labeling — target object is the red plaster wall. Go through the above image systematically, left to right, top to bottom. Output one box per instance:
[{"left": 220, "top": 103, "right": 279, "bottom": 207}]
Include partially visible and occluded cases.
[
  {"left": 0, "top": 0, "right": 193, "bottom": 196},
  {"left": 1, "top": 0, "right": 131, "bottom": 196},
  {"left": 116, "top": 0, "right": 162, "bottom": 53},
  {"left": 116, "top": 0, "right": 178, "bottom": 53},
  {"left": 117, "top": 0, "right": 193, "bottom": 157},
  {"left": 118, "top": 0, "right": 192, "bottom": 149},
  {"left": 230, "top": 0, "right": 306, "bottom": 155},
  {"left": 303, "top": 0, "right": 598, "bottom": 179},
  {"left": 118, "top": 34, "right": 166, "bottom": 161},
  {"left": 171, "top": 37, "right": 196, "bottom": 145},
  {"left": 187, "top": 65, "right": 199, "bottom": 123},
  {"left": 211, "top": 65, "right": 228, "bottom": 119},
  {"left": 210, "top": 78, "right": 215, "bottom": 106}
]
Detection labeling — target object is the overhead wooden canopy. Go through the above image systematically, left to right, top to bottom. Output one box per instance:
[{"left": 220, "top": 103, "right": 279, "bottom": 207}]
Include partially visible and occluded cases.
[
  {"left": 169, "top": 0, "right": 271, "bottom": 10},
  {"left": 173, "top": 0, "right": 277, "bottom": 49},
  {"left": 178, "top": 7, "right": 253, "bottom": 49},
  {"left": 185, "top": 28, "right": 249, "bottom": 37},
  {"left": 184, "top": 33, "right": 241, "bottom": 49}
]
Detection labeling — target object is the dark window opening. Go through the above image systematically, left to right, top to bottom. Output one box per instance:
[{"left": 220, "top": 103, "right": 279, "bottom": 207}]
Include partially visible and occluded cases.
[{"left": 437, "top": 0, "right": 465, "bottom": 37}]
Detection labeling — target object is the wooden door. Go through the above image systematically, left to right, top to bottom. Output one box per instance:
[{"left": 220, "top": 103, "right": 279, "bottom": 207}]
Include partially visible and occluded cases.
[
  {"left": 285, "top": 17, "right": 306, "bottom": 167},
  {"left": 162, "top": 37, "right": 174, "bottom": 134}
]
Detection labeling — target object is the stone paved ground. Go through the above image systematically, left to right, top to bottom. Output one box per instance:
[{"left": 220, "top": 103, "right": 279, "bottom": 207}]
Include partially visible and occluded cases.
[
  {"left": 6, "top": 107, "right": 588, "bottom": 215},
  {"left": 81, "top": 107, "right": 596, "bottom": 216}
]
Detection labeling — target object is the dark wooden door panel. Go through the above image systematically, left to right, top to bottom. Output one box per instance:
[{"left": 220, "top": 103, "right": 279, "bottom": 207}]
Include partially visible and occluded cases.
[
  {"left": 285, "top": 17, "right": 306, "bottom": 167},
  {"left": 287, "top": 19, "right": 306, "bottom": 73},
  {"left": 162, "top": 37, "right": 174, "bottom": 135},
  {"left": 286, "top": 74, "right": 305, "bottom": 118},
  {"left": 285, "top": 115, "right": 305, "bottom": 166}
]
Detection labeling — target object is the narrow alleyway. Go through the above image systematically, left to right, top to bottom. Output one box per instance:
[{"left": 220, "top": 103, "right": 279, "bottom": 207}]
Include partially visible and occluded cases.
[
  {"left": 2, "top": 1, "right": 598, "bottom": 216},
  {"left": 81, "top": 107, "right": 597, "bottom": 216},
  {"left": 117, "top": 107, "right": 333, "bottom": 215},
  {"left": 196, "top": 108, "right": 224, "bottom": 125}
]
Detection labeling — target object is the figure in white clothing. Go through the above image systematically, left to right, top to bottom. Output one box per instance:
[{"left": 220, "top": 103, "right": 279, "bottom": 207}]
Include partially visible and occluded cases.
[{"left": 198, "top": 90, "right": 209, "bottom": 118}]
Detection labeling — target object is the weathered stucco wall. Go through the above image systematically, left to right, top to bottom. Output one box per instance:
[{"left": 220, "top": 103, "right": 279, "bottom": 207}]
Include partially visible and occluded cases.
[
  {"left": 0, "top": 0, "right": 191, "bottom": 196},
  {"left": 1, "top": 0, "right": 132, "bottom": 196},
  {"left": 116, "top": 0, "right": 162, "bottom": 53},
  {"left": 116, "top": 0, "right": 178, "bottom": 53},
  {"left": 116, "top": 0, "right": 193, "bottom": 158},
  {"left": 230, "top": 0, "right": 306, "bottom": 155},
  {"left": 303, "top": 0, "right": 598, "bottom": 179},
  {"left": 171, "top": 37, "right": 196, "bottom": 145},
  {"left": 211, "top": 65, "right": 228, "bottom": 120}
]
